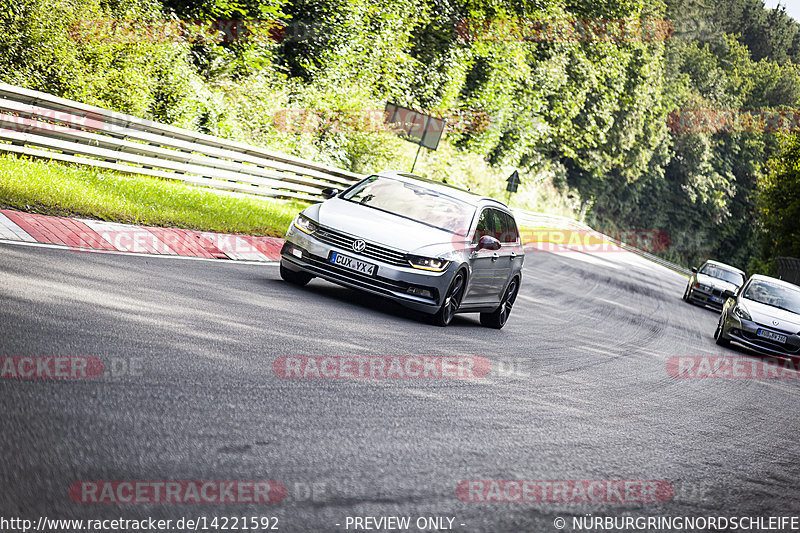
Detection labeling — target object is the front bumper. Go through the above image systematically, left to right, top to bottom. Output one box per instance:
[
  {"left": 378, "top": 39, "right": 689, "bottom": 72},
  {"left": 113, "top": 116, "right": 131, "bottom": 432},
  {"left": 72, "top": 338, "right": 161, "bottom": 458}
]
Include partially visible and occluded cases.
[
  {"left": 281, "top": 227, "right": 455, "bottom": 314},
  {"left": 689, "top": 287, "right": 727, "bottom": 310},
  {"left": 723, "top": 314, "right": 800, "bottom": 356}
]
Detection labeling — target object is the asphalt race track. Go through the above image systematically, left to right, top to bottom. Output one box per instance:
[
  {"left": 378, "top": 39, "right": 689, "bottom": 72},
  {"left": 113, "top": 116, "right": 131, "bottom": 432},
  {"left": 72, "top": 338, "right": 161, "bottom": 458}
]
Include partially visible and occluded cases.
[{"left": 1, "top": 241, "right": 799, "bottom": 532}]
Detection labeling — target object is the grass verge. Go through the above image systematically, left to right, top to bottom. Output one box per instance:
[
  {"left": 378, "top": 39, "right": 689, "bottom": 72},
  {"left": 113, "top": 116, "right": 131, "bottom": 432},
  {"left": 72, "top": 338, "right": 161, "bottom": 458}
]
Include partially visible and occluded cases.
[{"left": 0, "top": 154, "right": 306, "bottom": 236}]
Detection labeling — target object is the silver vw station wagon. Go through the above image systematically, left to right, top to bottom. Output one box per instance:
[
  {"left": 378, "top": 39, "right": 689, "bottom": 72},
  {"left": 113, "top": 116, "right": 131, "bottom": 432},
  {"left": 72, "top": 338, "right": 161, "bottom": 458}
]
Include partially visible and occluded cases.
[{"left": 279, "top": 171, "right": 525, "bottom": 327}]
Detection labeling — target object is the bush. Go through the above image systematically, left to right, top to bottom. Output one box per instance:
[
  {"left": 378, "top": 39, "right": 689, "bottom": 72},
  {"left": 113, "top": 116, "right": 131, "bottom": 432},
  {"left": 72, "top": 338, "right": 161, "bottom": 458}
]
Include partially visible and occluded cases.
[{"left": 0, "top": 0, "right": 209, "bottom": 125}]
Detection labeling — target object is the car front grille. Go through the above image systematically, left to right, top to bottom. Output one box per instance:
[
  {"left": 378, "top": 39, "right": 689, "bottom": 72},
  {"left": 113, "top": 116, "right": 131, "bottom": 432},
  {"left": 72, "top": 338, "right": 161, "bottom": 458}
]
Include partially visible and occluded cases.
[
  {"left": 314, "top": 226, "right": 408, "bottom": 267},
  {"left": 280, "top": 245, "right": 439, "bottom": 303},
  {"left": 690, "top": 291, "right": 723, "bottom": 307}
]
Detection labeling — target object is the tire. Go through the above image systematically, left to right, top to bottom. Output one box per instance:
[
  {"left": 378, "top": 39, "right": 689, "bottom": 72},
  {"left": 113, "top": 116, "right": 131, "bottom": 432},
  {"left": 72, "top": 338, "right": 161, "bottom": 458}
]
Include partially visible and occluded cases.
[
  {"left": 280, "top": 262, "right": 313, "bottom": 287},
  {"left": 431, "top": 270, "right": 467, "bottom": 327},
  {"left": 480, "top": 277, "right": 520, "bottom": 329},
  {"left": 682, "top": 283, "right": 690, "bottom": 302},
  {"left": 714, "top": 316, "right": 731, "bottom": 347}
]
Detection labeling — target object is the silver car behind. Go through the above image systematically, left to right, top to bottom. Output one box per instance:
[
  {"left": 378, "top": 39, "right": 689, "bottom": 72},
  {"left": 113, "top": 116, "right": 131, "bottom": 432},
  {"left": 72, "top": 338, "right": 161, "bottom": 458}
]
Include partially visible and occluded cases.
[{"left": 683, "top": 260, "right": 746, "bottom": 310}]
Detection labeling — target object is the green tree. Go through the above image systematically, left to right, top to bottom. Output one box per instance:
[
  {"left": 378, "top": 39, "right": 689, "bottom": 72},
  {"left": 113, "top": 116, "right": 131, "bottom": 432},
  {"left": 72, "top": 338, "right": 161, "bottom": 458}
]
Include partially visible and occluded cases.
[
  {"left": 0, "top": 0, "right": 207, "bottom": 125},
  {"left": 754, "top": 133, "right": 800, "bottom": 274}
]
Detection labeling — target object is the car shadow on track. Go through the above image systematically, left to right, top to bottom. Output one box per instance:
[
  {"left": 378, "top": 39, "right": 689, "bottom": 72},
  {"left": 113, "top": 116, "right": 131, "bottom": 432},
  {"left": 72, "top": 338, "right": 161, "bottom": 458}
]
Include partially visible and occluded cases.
[{"left": 265, "top": 278, "right": 484, "bottom": 328}]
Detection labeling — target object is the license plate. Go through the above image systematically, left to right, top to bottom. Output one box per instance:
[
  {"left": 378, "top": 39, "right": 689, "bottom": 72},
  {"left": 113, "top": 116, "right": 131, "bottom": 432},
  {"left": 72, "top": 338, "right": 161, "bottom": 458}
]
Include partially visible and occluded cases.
[
  {"left": 330, "top": 251, "right": 376, "bottom": 276},
  {"left": 710, "top": 295, "right": 724, "bottom": 303},
  {"left": 757, "top": 329, "right": 787, "bottom": 343}
]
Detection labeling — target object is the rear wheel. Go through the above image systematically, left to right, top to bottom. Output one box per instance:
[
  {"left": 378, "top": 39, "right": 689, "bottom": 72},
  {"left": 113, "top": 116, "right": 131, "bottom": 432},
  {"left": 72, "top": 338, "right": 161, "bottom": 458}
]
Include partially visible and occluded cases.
[
  {"left": 280, "top": 262, "right": 313, "bottom": 286},
  {"left": 431, "top": 270, "right": 466, "bottom": 327},
  {"left": 480, "top": 277, "right": 520, "bottom": 329},
  {"left": 714, "top": 315, "right": 730, "bottom": 347}
]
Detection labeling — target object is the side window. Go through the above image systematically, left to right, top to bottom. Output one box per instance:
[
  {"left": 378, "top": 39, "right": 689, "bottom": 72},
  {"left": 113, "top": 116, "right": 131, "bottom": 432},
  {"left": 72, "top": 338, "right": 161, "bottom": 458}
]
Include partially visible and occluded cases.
[
  {"left": 473, "top": 209, "right": 492, "bottom": 243},
  {"left": 491, "top": 210, "right": 507, "bottom": 242},
  {"left": 492, "top": 210, "right": 518, "bottom": 243},
  {"left": 503, "top": 213, "right": 520, "bottom": 243}
]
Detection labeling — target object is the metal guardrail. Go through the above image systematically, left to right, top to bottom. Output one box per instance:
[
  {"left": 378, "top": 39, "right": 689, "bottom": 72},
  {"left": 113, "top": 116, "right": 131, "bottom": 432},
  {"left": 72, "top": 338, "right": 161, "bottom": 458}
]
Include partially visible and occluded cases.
[
  {"left": 0, "top": 82, "right": 690, "bottom": 274},
  {"left": 0, "top": 83, "right": 363, "bottom": 202},
  {"left": 511, "top": 209, "right": 589, "bottom": 231},
  {"left": 512, "top": 209, "right": 691, "bottom": 276},
  {"left": 612, "top": 240, "right": 691, "bottom": 276},
  {"left": 777, "top": 257, "right": 800, "bottom": 286}
]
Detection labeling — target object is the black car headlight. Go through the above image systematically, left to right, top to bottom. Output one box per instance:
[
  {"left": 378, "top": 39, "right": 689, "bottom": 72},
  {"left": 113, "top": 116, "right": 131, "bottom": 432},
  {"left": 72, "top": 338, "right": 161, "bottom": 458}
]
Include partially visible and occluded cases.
[
  {"left": 293, "top": 214, "right": 318, "bottom": 235},
  {"left": 406, "top": 254, "right": 450, "bottom": 272},
  {"left": 733, "top": 304, "right": 752, "bottom": 321}
]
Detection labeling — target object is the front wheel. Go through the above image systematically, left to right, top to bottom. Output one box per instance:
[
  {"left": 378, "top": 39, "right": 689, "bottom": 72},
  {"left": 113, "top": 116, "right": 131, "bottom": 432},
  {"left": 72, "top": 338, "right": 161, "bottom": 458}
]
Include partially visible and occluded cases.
[
  {"left": 280, "top": 262, "right": 313, "bottom": 286},
  {"left": 431, "top": 270, "right": 466, "bottom": 327},
  {"left": 480, "top": 277, "right": 520, "bottom": 329},
  {"left": 682, "top": 283, "right": 690, "bottom": 301},
  {"left": 714, "top": 315, "right": 730, "bottom": 347}
]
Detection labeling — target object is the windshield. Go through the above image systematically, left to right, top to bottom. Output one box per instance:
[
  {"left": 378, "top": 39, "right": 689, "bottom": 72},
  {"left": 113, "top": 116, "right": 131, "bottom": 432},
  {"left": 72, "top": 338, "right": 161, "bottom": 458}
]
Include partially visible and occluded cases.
[
  {"left": 341, "top": 176, "right": 475, "bottom": 235},
  {"left": 700, "top": 264, "right": 745, "bottom": 286},
  {"left": 742, "top": 280, "right": 800, "bottom": 314}
]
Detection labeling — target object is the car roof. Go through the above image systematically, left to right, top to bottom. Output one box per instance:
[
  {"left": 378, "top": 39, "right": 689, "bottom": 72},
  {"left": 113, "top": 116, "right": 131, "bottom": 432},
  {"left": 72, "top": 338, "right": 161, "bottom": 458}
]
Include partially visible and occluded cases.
[
  {"left": 374, "top": 170, "right": 510, "bottom": 210},
  {"left": 702, "top": 260, "right": 745, "bottom": 276},
  {"left": 747, "top": 274, "right": 800, "bottom": 291}
]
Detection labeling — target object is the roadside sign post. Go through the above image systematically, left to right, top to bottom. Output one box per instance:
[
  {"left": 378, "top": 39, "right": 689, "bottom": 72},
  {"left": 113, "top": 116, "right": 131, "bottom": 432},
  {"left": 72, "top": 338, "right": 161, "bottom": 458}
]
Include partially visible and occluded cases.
[
  {"left": 384, "top": 103, "right": 444, "bottom": 174},
  {"left": 506, "top": 170, "right": 521, "bottom": 205}
]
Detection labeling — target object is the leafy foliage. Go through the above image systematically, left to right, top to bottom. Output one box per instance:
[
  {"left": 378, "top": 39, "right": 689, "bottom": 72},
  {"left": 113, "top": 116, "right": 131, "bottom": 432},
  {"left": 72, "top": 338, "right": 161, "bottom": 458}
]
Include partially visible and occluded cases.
[
  {"left": 1, "top": 0, "right": 799, "bottom": 268},
  {"left": 753, "top": 134, "right": 800, "bottom": 274}
]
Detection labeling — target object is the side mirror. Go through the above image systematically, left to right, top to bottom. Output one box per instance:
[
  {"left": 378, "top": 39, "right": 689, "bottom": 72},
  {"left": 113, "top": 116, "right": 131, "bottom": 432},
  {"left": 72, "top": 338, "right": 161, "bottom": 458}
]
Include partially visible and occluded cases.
[
  {"left": 321, "top": 188, "right": 339, "bottom": 200},
  {"left": 476, "top": 235, "right": 501, "bottom": 251},
  {"left": 691, "top": 266, "right": 698, "bottom": 273},
  {"left": 722, "top": 289, "right": 736, "bottom": 300}
]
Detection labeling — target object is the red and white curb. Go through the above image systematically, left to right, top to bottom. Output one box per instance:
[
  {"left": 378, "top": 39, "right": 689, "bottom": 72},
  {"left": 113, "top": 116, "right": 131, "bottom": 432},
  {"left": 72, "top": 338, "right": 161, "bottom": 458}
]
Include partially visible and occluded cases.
[
  {"left": 0, "top": 210, "right": 283, "bottom": 262},
  {"left": 0, "top": 211, "right": 36, "bottom": 242}
]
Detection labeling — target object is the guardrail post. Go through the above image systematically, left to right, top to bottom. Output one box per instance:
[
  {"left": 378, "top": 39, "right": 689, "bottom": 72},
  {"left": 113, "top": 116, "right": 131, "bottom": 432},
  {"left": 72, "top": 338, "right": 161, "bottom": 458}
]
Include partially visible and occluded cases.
[{"left": 777, "top": 257, "right": 800, "bottom": 286}]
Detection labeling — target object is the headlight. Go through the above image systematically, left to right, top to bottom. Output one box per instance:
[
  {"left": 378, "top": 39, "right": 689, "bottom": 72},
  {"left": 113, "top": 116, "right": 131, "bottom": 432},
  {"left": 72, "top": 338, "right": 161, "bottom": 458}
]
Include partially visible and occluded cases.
[
  {"left": 293, "top": 214, "right": 318, "bottom": 235},
  {"left": 407, "top": 254, "right": 450, "bottom": 272},
  {"left": 694, "top": 282, "right": 710, "bottom": 291},
  {"left": 733, "top": 304, "right": 751, "bottom": 321}
]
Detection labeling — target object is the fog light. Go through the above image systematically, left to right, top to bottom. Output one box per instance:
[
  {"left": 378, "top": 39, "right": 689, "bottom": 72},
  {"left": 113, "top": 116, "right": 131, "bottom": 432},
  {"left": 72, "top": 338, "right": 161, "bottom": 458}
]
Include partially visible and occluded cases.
[
  {"left": 291, "top": 247, "right": 302, "bottom": 258},
  {"left": 407, "top": 287, "right": 432, "bottom": 298}
]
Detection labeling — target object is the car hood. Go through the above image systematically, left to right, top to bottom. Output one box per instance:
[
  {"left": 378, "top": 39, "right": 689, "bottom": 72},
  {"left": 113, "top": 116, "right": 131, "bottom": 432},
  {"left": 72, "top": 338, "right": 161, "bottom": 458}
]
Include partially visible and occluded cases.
[
  {"left": 306, "top": 198, "right": 463, "bottom": 255},
  {"left": 696, "top": 273, "right": 739, "bottom": 292},
  {"left": 740, "top": 299, "right": 800, "bottom": 332}
]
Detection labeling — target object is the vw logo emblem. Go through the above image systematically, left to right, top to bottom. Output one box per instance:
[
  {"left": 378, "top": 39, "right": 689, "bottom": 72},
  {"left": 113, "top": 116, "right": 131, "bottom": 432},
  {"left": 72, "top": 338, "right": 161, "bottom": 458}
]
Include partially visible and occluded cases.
[
  {"left": 352, "top": 239, "right": 366, "bottom": 253},
  {"left": 773, "top": 320, "right": 780, "bottom": 326}
]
